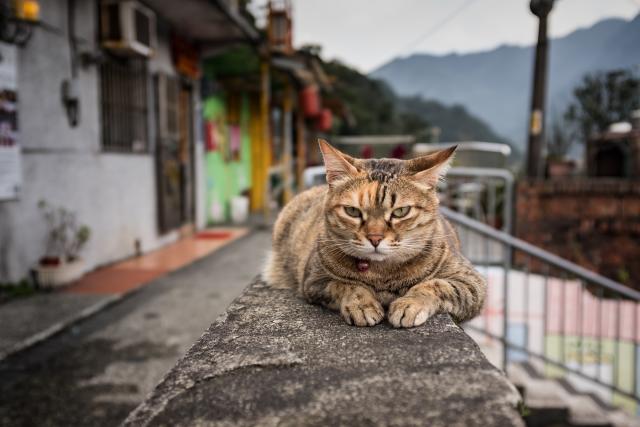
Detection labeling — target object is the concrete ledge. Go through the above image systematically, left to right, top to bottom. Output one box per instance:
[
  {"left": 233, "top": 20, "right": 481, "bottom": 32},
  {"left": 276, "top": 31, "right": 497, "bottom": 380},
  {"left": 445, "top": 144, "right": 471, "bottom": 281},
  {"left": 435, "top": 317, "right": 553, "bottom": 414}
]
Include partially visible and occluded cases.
[{"left": 125, "top": 279, "right": 524, "bottom": 427}]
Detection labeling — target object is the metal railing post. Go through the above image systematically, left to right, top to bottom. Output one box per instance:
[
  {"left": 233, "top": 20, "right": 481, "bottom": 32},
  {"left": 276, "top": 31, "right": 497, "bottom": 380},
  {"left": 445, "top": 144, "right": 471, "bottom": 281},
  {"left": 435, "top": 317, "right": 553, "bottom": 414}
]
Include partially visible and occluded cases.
[
  {"left": 443, "top": 205, "right": 640, "bottom": 403},
  {"left": 502, "top": 241, "right": 511, "bottom": 372}
]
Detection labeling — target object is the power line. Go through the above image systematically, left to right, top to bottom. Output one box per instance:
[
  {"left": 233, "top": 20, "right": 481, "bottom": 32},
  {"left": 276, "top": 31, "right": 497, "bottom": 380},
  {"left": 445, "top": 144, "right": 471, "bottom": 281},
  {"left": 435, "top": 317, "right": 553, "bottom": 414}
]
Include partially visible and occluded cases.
[{"left": 399, "top": 0, "right": 479, "bottom": 54}]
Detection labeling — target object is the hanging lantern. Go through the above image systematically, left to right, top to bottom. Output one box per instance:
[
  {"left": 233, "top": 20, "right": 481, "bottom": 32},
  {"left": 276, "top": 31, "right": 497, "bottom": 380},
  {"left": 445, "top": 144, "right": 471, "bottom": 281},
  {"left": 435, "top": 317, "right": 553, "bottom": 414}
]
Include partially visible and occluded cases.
[
  {"left": 299, "top": 85, "right": 320, "bottom": 118},
  {"left": 316, "top": 108, "right": 333, "bottom": 132}
]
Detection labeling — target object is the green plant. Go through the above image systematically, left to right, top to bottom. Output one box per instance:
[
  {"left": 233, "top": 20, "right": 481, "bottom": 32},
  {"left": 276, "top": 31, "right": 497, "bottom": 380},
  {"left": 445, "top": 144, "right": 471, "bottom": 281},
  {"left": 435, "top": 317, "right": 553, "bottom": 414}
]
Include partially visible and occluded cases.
[
  {"left": 564, "top": 69, "right": 640, "bottom": 143},
  {"left": 38, "top": 200, "right": 91, "bottom": 263},
  {"left": 617, "top": 268, "right": 630, "bottom": 285},
  {"left": 0, "top": 279, "right": 37, "bottom": 303},
  {"left": 517, "top": 400, "right": 531, "bottom": 418}
]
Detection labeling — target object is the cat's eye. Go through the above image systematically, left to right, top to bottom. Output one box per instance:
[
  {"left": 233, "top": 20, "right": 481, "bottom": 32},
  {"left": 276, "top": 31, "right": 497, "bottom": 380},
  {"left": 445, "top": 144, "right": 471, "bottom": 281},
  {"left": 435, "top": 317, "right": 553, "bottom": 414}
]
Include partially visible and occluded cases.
[
  {"left": 344, "top": 206, "right": 362, "bottom": 218},
  {"left": 392, "top": 206, "right": 411, "bottom": 218}
]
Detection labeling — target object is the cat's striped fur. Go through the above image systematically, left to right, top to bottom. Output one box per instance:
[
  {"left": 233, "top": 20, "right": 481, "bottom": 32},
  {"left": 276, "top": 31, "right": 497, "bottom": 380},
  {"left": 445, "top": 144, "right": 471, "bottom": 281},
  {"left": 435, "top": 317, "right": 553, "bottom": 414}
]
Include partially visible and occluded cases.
[{"left": 263, "top": 139, "right": 486, "bottom": 328}]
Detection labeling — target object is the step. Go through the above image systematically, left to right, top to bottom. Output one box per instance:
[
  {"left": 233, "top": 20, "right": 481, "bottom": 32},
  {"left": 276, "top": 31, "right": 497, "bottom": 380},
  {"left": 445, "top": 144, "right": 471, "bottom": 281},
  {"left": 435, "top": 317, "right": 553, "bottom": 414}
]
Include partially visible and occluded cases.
[{"left": 508, "top": 362, "right": 638, "bottom": 427}]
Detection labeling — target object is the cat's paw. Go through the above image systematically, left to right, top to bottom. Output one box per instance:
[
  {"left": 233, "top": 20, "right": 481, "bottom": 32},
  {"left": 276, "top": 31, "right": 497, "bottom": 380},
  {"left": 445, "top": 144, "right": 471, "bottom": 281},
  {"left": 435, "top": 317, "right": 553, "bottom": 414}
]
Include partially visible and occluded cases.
[
  {"left": 340, "top": 288, "right": 384, "bottom": 327},
  {"left": 388, "top": 296, "right": 437, "bottom": 328}
]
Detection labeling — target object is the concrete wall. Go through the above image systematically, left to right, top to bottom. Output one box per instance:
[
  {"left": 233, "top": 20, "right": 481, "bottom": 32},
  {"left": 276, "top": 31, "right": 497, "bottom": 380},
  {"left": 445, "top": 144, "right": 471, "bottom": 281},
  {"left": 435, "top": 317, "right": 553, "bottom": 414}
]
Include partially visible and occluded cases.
[
  {"left": 0, "top": 0, "right": 197, "bottom": 282},
  {"left": 124, "top": 280, "right": 525, "bottom": 426}
]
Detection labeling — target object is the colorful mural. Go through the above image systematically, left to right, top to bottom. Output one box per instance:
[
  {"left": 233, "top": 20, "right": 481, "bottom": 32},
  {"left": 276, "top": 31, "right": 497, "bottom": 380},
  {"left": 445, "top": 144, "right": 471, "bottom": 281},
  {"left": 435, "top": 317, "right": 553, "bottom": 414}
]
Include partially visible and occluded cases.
[
  {"left": 202, "top": 93, "right": 252, "bottom": 224},
  {"left": 467, "top": 266, "right": 640, "bottom": 416}
]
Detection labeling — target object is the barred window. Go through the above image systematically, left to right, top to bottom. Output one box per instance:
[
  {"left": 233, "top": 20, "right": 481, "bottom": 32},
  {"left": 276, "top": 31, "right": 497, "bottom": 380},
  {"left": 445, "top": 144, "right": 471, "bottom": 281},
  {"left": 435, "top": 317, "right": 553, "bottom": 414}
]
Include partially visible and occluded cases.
[{"left": 100, "top": 59, "right": 149, "bottom": 153}]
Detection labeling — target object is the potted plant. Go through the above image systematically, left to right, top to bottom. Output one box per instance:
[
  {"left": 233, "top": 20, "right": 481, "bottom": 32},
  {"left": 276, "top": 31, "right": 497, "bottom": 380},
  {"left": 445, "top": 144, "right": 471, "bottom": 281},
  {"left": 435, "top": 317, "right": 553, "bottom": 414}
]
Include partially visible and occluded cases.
[{"left": 36, "top": 200, "right": 91, "bottom": 288}]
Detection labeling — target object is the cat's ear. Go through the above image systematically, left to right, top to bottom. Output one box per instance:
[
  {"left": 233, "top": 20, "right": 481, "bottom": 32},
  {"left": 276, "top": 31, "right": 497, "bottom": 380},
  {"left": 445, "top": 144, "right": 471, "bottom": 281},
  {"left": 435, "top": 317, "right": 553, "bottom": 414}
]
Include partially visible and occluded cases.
[
  {"left": 318, "top": 139, "right": 360, "bottom": 186},
  {"left": 406, "top": 145, "right": 457, "bottom": 188}
]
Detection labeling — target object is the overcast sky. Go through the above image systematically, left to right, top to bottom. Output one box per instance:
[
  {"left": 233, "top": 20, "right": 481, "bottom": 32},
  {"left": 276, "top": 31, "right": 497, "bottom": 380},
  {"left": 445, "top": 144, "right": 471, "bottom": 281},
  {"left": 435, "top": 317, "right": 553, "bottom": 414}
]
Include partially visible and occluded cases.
[{"left": 251, "top": 0, "right": 640, "bottom": 73}]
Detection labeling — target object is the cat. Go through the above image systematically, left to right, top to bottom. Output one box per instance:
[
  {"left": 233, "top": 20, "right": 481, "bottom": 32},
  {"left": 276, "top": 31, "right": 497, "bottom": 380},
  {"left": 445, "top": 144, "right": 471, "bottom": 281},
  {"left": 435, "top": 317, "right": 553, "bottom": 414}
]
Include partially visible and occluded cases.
[{"left": 263, "top": 139, "right": 486, "bottom": 328}]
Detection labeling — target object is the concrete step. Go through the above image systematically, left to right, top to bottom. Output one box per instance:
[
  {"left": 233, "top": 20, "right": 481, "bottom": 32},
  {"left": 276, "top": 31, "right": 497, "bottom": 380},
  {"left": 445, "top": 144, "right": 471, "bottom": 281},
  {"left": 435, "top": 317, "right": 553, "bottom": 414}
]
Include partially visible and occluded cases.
[{"left": 508, "top": 362, "right": 638, "bottom": 427}]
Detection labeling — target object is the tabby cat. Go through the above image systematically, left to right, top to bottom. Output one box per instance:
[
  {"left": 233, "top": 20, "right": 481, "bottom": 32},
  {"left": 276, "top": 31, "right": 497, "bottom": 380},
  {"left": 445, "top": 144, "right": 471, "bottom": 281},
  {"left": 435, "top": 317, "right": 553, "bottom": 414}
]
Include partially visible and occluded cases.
[{"left": 264, "top": 139, "right": 486, "bottom": 328}]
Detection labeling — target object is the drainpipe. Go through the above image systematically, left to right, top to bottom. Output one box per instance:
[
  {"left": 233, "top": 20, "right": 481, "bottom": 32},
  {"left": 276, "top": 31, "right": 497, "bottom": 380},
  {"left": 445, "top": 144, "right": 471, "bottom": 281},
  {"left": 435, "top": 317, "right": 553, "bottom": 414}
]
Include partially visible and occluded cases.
[
  {"left": 62, "top": 0, "right": 80, "bottom": 127},
  {"left": 259, "top": 57, "right": 271, "bottom": 220},
  {"left": 282, "top": 80, "right": 293, "bottom": 203},
  {"left": 296, "top": 101, "right": 306, "bottom": 192}
]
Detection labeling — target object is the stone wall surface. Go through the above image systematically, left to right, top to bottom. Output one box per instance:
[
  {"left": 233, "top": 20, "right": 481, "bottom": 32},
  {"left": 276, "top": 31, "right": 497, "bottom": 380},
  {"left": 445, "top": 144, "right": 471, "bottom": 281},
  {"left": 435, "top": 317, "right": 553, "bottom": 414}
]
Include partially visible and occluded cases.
[{"left": 124, "top": 279, "right": 524, "bottom": 427}]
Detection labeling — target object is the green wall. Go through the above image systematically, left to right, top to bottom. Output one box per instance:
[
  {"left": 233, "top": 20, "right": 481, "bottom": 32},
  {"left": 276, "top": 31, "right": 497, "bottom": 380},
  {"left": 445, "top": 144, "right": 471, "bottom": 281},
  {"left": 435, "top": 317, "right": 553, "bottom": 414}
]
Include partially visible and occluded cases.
[{"left": 203, "top": 94, "right": 252, "bottom": 224}]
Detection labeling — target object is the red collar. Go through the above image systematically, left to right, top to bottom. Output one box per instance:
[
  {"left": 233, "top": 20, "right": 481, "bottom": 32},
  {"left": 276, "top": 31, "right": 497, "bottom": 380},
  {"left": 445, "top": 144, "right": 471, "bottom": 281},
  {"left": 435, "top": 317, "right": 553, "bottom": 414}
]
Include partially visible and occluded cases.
[{"left": 356, "top": 259, "right": 370, "bottom": 272}]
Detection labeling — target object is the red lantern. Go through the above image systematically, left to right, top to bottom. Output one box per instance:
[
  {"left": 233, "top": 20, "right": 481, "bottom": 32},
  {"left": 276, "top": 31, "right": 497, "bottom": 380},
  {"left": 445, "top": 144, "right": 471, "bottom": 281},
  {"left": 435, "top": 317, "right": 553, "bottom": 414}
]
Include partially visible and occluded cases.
[
  {"left": 299, "top": 85, "right": 320, "bottom": 117},
  {"left": 316, "top": 108, "right": 333, "bottom": 132}
]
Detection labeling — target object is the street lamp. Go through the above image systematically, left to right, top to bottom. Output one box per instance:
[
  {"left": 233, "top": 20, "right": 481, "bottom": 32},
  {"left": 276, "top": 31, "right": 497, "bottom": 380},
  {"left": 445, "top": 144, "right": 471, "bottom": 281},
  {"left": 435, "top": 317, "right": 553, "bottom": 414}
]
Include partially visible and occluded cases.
[{"left": 526, "top": 0, "right": 554, "bottom": 178}]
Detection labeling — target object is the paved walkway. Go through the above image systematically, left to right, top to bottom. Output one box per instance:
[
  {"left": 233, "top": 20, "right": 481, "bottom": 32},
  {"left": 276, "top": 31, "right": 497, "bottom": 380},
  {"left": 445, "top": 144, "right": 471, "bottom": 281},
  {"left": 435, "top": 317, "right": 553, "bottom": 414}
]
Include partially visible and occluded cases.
[
  {"left": 0, "top": 228, "right": 247, "bottom": 360},
  {"left": 0, "top": 229, "right": 271, "bottom": 427}
]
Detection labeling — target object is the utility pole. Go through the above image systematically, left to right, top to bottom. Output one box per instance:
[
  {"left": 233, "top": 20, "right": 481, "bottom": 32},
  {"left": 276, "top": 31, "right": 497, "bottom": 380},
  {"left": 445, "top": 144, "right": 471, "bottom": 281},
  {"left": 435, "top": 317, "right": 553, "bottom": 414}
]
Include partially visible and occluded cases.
[{"left": 526, "top": 0, "right": 554, "bottom": 178}]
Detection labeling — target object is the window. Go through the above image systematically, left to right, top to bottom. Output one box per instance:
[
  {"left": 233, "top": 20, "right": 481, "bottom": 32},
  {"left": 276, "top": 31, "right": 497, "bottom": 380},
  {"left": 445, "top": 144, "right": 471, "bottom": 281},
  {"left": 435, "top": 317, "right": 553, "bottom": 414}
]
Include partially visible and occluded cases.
[{"left": 100, "top": 58, "right": 149, "bottom": 152}]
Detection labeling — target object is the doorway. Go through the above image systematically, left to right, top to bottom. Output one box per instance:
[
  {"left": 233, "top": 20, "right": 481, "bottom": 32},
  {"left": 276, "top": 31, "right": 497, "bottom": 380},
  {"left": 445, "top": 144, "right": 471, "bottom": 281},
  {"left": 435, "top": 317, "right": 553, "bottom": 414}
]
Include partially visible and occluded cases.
[{"left": 155, "top": 74, "right": 195, "bottom": 234}]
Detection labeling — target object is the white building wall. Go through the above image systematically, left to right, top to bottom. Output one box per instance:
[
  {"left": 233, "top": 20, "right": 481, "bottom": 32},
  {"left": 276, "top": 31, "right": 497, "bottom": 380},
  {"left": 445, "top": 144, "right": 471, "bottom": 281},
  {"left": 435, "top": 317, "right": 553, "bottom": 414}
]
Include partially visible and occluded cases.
[{"left": 0, "top": 0, "right": 194, "bottom": 282}]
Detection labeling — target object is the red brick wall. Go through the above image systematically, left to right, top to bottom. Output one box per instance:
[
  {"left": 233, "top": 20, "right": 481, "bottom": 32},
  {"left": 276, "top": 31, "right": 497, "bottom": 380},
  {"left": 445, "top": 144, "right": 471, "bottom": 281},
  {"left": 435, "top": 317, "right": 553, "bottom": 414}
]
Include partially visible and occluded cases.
[{"left": 516, "top": 179, "right": 640, "bottom": 287}]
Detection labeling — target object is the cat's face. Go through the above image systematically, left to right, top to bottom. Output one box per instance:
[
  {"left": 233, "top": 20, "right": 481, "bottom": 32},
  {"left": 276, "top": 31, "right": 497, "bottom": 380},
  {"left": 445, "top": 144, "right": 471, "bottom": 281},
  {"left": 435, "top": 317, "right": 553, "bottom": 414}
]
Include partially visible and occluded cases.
[{"left": 319, "top": 140, "right": 455, "bottom": 262}]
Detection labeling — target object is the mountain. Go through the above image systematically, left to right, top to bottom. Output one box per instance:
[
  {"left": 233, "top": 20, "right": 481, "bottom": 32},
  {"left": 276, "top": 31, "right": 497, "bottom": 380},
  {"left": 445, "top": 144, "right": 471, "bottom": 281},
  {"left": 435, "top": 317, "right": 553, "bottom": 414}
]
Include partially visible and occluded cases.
[
  {"left": 371, "top": 14, "right": 640, "bottom": 151},
  {"left": 322, "top": 59, "right": 508, "bottom": 146},
  {"left": 323, "top": 59, "right": 402, "bottom": 135},
  {"left": 396, "top": 96, "right": 512, "bottom": 146}
]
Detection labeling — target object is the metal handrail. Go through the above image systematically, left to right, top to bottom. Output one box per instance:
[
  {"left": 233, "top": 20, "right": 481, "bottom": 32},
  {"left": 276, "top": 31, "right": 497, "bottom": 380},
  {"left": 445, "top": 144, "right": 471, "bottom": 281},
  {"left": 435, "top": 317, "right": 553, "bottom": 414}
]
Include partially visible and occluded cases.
[
  {"left": 446, "top": 167, "right": 514, "bottom": 235},
  {"left": 442, "top": 203, "right": 640, "bottom": 407},
  {"left": 441, "top": 206, "right": 640, "bottom": 301}
]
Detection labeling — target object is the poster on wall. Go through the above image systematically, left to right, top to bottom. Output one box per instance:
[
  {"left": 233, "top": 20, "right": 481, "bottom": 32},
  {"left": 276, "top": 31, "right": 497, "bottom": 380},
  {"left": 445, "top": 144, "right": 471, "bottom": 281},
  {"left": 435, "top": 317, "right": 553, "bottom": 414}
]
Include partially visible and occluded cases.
[{"left": 0, "top": 42, "right": 21, "bottom": 201}]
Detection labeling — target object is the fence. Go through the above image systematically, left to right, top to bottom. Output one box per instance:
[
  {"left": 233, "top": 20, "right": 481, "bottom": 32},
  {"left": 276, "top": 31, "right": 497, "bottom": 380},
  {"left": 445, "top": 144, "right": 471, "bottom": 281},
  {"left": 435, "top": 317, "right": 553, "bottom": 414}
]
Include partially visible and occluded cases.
[
  {"left": 442, "top": 167, "right": 514, "bottom": 234},
  {"left": 442, "top": 205, "right": 640, "bottom": 411}
]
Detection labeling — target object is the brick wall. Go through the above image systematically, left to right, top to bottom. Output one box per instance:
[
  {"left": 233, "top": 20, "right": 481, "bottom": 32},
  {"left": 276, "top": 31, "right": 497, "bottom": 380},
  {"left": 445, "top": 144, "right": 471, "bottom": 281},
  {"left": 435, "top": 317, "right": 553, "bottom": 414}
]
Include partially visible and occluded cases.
[{"left": 516, "top": 179, "right": 640, "bottom": 287}]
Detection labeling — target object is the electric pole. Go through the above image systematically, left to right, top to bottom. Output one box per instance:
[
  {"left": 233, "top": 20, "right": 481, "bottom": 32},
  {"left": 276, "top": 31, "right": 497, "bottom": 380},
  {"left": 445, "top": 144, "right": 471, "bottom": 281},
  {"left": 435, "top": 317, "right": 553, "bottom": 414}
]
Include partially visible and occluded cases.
[{"left": 527, "top": 0, "right": 554, "bottom": 178}]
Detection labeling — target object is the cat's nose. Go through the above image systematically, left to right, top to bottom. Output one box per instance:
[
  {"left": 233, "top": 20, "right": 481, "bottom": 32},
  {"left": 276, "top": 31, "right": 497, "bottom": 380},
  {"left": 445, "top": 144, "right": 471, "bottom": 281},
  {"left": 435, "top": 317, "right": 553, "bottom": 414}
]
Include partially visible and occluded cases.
[{"left": 367, "top": 234, "right": 383, "bottom": 247}]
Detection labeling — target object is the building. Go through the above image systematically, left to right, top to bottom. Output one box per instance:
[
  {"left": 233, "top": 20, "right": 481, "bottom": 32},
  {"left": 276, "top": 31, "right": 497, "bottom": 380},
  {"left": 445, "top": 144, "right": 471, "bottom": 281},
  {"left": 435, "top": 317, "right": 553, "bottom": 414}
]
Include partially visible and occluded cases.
[
  {"left": 0, "top": 0, "right": 258, "bottom": 283},
  {"left": 0, "top": 0, "right": 341, "bottom": 283},
  {"left": 199, "top": 2, "right": 338, "bottom": 221},
  {"left": 516, "top": 119, "right": 640, "bottom": 287},
  {"left": 586, "top": 124, "right": 640, "bottom": 178}
]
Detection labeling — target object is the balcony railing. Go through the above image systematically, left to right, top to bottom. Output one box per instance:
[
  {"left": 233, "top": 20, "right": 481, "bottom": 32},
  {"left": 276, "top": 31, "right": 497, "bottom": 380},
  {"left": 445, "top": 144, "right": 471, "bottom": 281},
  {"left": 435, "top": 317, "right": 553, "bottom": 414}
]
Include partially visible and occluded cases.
[{"left": 442, "top": 205, "right": 640, "bottom": 406}]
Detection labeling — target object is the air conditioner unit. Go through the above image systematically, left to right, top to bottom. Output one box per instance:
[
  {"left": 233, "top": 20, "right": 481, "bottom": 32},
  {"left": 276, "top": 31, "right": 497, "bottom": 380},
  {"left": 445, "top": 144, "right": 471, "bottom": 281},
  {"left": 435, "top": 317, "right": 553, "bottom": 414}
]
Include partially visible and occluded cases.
[
  {"left": 101, "top": 0, "right": 156, "bottom": 57},
  {"left": 156, "top": 73, "right": 180, "bottom": 141}
]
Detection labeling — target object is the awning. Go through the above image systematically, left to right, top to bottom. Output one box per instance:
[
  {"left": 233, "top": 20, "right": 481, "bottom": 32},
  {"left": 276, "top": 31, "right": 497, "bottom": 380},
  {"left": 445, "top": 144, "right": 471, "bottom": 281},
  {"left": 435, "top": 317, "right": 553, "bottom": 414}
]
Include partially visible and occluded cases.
[
  {"left": 144, "top": 0, "right": 260, "bottom": 46},
  {"left": 271, "top": 54, "right": 333, "bottom": 90},
  {"left": 271, "top": 56, "right": 315, "bottom": 87}
]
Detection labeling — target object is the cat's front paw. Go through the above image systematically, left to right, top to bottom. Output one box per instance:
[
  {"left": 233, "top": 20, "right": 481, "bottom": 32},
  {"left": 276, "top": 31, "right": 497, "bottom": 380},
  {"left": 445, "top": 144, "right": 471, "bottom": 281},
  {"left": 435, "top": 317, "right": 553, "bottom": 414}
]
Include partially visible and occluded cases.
[
  {"left": 340, "top": 287, "right": 384, "bottom": 327},
  {"left": 388, "top": 296, "right": 437, "bottom": 328}
]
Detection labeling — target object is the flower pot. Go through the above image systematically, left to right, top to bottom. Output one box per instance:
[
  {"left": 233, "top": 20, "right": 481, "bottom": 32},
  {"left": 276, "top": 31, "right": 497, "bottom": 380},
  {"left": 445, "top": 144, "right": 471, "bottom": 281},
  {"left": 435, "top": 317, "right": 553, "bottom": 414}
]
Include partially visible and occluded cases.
[
  {"left": 230, "top": 196, "right": 250, "bottom": 224},
  {"left": 37, "top": 258, "right": 85, "bottom": 288}
]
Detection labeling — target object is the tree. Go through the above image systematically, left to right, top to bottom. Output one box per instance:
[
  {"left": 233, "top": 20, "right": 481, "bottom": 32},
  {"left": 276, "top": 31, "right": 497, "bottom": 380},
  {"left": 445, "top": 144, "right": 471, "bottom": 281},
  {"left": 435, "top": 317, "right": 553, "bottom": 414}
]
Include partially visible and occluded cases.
[
  {"left": 564, "top": 69, "right": 640, "bottom": 143},
  {"left": 547, "top": 117, "right": 573, "bottom": 160}
]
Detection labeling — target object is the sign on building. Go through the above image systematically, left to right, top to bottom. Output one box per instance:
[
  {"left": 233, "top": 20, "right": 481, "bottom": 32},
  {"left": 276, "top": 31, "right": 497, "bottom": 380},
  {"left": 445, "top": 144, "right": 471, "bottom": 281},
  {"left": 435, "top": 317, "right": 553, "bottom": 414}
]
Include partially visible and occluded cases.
[{"left": 0, "top": 42, "right": 21, "bottom": 201}]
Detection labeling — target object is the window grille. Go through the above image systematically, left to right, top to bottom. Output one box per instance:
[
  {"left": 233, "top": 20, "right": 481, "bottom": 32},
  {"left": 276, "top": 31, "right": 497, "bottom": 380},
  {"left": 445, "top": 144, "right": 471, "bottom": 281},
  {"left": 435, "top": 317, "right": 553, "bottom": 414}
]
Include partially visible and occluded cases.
[{"left": 100, "top": 58, "right": 149, "bottom": 153}]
